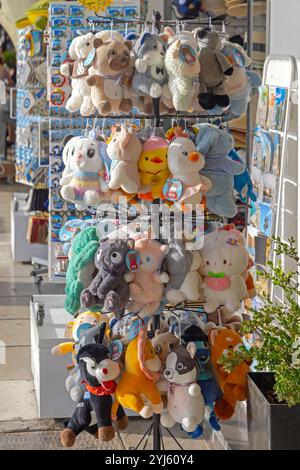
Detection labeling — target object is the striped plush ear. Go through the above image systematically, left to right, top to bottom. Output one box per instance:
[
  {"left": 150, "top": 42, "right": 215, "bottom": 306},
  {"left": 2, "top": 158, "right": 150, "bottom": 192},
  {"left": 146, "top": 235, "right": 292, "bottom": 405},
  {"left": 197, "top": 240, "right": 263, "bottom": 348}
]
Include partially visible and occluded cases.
[{"left": 137, "top": 327, "right": 160, "bottom": 382}]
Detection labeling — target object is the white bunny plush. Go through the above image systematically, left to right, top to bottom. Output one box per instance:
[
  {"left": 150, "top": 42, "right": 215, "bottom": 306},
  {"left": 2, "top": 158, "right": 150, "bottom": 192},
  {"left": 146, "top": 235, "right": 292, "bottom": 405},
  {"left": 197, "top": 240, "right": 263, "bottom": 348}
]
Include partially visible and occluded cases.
[
  {"left": 60, "top": 33, "right": 96, "bottom": 116},
  {"left": 165, "top": 130, "right": 211, "bottom": 210},
  {"left": 60, "top": 135, "right": 110, "bottom": 209},
  {"left": 199, "top": 227, "right": 249, "bottom": 313},
  {"left": 160, "top": 343, "right": 205, "bottom": 433}
]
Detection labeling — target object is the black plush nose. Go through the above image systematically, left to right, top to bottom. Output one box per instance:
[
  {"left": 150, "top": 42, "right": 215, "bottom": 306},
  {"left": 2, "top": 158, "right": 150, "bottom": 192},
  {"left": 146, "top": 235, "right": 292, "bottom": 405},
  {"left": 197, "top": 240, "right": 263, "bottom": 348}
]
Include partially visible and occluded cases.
[
  {"left": 160, "top": 52, "right": 164, "bottom": 56},
  {"left": 165, "top": 370, "right": 171, "bottom": 376}
]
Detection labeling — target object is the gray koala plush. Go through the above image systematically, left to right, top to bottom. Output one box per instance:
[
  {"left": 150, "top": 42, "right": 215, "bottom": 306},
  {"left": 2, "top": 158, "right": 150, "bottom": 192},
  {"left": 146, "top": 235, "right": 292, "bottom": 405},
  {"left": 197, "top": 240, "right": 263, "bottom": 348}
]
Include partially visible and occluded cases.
[
  {"left": 197, "top": 28, "right": 234, "bottom": 110},
  {"left": 132, "top": 32, "right": 170, "bottom": 105},
  {"left": 80, "top": 238, "right": 136, "bottom": 316}
]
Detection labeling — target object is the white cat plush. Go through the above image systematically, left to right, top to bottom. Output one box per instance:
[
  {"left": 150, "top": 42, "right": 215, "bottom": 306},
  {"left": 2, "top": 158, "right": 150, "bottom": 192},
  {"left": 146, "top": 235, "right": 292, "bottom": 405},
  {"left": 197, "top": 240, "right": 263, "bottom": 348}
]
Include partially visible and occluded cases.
[
  {"left": 60, "top": 136, "right": 110, "bottom": 209},
  {"left": 199, "top": 227, "right": 249, "bottom": 313}
]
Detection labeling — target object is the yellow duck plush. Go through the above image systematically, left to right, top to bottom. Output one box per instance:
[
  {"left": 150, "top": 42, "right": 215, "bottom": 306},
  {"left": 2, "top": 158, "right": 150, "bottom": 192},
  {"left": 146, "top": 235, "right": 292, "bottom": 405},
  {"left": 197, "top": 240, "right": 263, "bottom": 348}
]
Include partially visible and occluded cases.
[
  {"left": 138, "top": 136, "right": 170, "bottom": 201},
  {"left": 51, "top": 311, "right": 108, "bottom": 369},
  {"left": 112, "top": 328, "right": 163, "bottom": 419}
]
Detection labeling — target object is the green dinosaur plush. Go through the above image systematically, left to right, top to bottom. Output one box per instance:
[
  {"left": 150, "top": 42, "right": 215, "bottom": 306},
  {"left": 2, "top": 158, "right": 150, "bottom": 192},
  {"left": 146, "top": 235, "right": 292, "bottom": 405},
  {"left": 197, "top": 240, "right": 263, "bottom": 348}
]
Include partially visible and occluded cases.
[{"left": 65, "top": 227, "right": 99, "bottom": 316}]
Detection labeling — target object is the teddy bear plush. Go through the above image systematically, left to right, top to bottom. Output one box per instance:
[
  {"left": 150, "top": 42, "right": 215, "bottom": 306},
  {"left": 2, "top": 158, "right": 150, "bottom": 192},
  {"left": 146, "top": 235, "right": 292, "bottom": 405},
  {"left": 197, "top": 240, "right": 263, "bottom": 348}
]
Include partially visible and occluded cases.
[
  {"left": 196, "top": 28, "right": 233, "bottom": 110},
  {"left": 132, "top": 32, "right": 171, "bottom": 113},
  {"left": 60, "top": 33, "right": 96, "bottom": 116},
  {"left": 87, "top": 37, "right": 133, "bottom": 116},
  {"left": 165, "top": 38, "right": 200, "bottom": 112},
  {"left": 195, "top": 123, "right": 245, "bottom": 218},
  {"left": 106, "top": 125, "right": 143, "bottom": 195},
  {"left": 165, "top": 129, "right": 212, "bottom": 210},
  {"left": 60, "top": 134, "right": 110, "bottom": 210},
  {"left": 199, "top": 227, "right": 249, "bottom": 313},
  {"left": 80, "top": 238, "right": 137, "bottom": 316},
  {"left": 126, "top": 238, "right": 169, "bottom": 317},
  {"left": 163, "top": 238, "right": 202, "bottom": 304},
  {"left": 208, "top": 326, "right": 251, "bottom": 420},
  {"left": 112, "top": 327, "right": 163, "bottom": 419},
  {"left": 160, "top": 343, "right": 205, "bottom": 433}
]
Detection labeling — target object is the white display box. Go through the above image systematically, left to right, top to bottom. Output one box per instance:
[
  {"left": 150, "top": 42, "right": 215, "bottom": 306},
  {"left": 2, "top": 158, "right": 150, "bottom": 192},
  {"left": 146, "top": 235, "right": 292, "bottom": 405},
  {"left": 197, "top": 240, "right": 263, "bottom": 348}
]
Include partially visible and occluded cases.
[
  {"left": 11, "top": 193, "right": 48, "bottom": 262},
  {"left": 30, "top": 295, "right": 74, "bottom": 418}
]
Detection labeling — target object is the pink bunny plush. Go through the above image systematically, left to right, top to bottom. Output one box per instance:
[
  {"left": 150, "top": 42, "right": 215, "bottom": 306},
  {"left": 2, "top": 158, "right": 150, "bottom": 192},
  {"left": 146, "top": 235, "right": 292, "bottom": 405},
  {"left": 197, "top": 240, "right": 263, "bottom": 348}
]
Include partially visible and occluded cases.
[
  {"left": 107, "top": 126, "right": 143, "bottom": 195},
  {"left": 126, "top": 238, "right": 169, "bottom": 317}
]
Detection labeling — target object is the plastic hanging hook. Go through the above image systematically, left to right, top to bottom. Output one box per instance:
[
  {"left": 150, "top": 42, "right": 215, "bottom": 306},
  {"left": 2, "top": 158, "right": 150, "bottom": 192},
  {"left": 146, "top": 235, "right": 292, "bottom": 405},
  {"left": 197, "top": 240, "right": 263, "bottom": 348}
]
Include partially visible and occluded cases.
[
  {"left": 110, "top": 19, "right": 114, "bottom": 39},
  {"left": 125, "top": 22, "right": 128, "bottom": 37}
]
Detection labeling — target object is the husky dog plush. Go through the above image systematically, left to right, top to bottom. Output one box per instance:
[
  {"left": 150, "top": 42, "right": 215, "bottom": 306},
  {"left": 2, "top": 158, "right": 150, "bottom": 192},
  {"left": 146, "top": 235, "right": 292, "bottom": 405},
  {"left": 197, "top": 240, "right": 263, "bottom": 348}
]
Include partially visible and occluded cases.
[{"left": 132, "top": 32, "right": 171, "bottom": 111}]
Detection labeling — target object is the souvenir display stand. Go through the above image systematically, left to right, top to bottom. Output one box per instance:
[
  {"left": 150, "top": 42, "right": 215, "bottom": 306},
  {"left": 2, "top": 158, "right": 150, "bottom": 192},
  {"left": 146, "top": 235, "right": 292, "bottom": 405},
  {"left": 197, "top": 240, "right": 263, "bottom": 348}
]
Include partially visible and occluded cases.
[{"left": 20, "top": 0, "right": 266, "bottom": 452}]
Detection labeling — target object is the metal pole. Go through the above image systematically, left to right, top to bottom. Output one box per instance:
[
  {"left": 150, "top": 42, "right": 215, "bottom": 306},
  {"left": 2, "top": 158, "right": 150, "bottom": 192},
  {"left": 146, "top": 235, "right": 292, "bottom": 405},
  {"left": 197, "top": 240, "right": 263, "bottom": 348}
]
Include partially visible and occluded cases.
[{"left": 152, "top": 312, "right": 161, "bottom": 451}]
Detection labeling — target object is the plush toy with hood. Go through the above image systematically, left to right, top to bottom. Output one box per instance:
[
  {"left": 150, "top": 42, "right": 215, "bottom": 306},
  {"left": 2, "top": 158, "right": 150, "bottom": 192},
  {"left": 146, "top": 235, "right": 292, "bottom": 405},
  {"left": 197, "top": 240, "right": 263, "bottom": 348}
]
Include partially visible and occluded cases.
[
  {"left": 171, "top": 0, "right": 202, "bottom": 20},
  {"left": 196, "top": 29, "right": 233, "bottom": 110},
  {"left": 132, "top": 32, "right": 171, "bottom": 112},
  {"left": 60, "top": 33, "right": 96, "bottom": 116},
  {"left": 87, "top": 37, "right": 133, "bottom": 116},
  {"left": 165, "top": 38, "right": 200, "bottom": 112},
  {"left": 195, "top": 124, "right": 245, "bottom": 217},
  {"left": 106, "top": 125, "right": 143, "bottom": 195},
  {"left": 165, "top": 129, "right": 212, "bottom": 210},
  {"left": 60, "top": 134, "right": 110, "bottom": 210},
  {"left": 138, "top": 136, "right": 170, "bottom": 201},
  {"left": 228, "top": 149, "right": 257, "bottom": 203},
  {"left": 64, "top": 226, "right": 99, "bottom": 316},
  {"left": 199, "top": 227, "right": 249, "bottom": 313},
  {"left": 80, "top": 238, "right": 139, "bottom": 316},
  {"left": 126, "top": 238, "right": 169, "bottom": 317},
  {"left": 163, "top": 238, "right": 202, "bottom": 304},
  {"left": 52, "top": 311, "right": 108, "bottom": 402},
  {"left": 61, "top": 324, "right": 128, "bottom": 447},
  {"left": 181, "top": 325, "right": 222, "bottom": 432},
  {"left": 112, "top": 327, "right": 163, "bottom": 418},
  {"left": 208, "top": 327, "right": 251, "bottom": 420},
  {"left": 160, "top": 343, "right": 205, "bottom": 433}
]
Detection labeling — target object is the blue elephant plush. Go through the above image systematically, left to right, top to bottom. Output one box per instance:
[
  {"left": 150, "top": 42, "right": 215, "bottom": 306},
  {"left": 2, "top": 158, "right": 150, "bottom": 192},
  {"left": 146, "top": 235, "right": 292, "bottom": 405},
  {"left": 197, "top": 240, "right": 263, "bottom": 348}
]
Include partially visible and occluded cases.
[
  {"left": 195, "top": 124, "right": 245, "bottom": 217},
  {"left": 229, "top": 149, "right": 257, "bottom": 203}
]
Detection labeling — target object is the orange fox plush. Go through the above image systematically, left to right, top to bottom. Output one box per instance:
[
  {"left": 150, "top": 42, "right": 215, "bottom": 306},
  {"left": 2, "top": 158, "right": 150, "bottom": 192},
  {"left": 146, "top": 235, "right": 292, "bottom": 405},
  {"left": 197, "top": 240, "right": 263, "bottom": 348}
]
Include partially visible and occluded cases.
[
  {"left": 208, "top": 327, "right": 251, "bottom": 420},
  {"left": 112, "top": 328, "right": 163, "bottom": 419}
]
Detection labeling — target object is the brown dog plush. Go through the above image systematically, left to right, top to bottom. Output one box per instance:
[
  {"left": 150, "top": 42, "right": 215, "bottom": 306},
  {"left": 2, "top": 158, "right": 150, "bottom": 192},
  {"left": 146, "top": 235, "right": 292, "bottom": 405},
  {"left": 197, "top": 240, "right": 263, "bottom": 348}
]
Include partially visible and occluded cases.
[
  {"left": 87, "top": 37, "right": 133, "bottom": 116},
  {"left": 208, "top": 327, "right": 251, "bottom": 420}
]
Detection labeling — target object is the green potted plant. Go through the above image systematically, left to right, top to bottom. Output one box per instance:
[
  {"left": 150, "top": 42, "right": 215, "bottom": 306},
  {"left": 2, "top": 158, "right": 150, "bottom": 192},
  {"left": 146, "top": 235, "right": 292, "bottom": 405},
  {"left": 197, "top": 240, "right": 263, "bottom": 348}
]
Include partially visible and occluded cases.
[{"left": 219, "top": 236, "right": 300, "bottom": 450}]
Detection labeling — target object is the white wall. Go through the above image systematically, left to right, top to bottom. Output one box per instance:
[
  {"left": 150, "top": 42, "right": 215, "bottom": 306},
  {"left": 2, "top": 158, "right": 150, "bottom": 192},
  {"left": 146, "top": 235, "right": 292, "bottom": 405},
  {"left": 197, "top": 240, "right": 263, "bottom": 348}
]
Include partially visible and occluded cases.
[{"left": 269, "top": 0, "right": 300, "bottom": 58}]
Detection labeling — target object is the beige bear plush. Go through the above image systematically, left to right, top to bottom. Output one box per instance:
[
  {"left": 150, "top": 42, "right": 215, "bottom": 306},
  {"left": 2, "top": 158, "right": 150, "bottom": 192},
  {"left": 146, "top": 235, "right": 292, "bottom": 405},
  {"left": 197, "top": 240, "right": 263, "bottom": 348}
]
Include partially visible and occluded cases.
[{"left": 87, "top": 38, "right": 133, "bottom": 116}]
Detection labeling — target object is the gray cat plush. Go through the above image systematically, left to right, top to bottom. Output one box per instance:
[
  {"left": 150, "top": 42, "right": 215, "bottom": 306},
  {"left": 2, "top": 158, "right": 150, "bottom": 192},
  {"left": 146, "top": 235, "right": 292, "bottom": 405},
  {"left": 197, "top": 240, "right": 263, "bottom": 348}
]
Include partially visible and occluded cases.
[
  {"left": 132, "top": 32, "right": 171, "bottom": 113},
  {"left": 80, "top": 238, "right": 136, "bottom": 316}
]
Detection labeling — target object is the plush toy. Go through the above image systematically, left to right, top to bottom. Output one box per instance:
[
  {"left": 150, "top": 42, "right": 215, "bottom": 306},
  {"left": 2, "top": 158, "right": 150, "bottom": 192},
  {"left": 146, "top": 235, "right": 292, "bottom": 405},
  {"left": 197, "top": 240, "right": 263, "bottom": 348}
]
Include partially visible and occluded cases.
[
  {"left": 171, "top": 0, "right": 202, "bottom": 20},
  {"left": 196, "top": 29, "right": 233, "bottom": 110},
  {"left": 132, "top": 32, "right": 171, "bottom": 112},
  {"left": 60, "top": 33, "right": 96, "bottom": 116},
  {"left": 87, "top": 37, "right": 133, "bottom": 115},
  {"left": 165, "top": 38, "right": 200, "bottom": 112},
  {"left": 195, "top": 124, "right": 245, "bottom": 218},
  {"left": 106, "top": 125, "right": 143, "bottom": 195},
  {"left": 165, "top": 130, "right": 212, "bottom": 210},
  {"left": 60, "top": 135, "right": 110, "bottom": 210},
  {"left": 138, "top": 136, "right": 170, "bottom": 201},
  {"left": 228, "top": 149, "right": 257, "bottom": 203},
  {"left": 64, "top": 226, "right": 99, "bottom": 316},
  {"left": 199, "top": 227, "right": 249, "bottom": 313},
  {"left": 80, "top": 238, "right": 138, "bottom": 316},
  {"left": 126, "top": 238, "right": 169, "bottom": 317},
  {"left": 163, "top": 238, "right": 202, "bottom": 304},
  {"left": 52, "top": 311, "right": 108, "bottom": 402},
  {"left": 61, "top": 324, "right": 128, "bottom": 447},
  {"left": 181, "top": 325, "right": 222, "bottom": 432},
  {"left": 112, "top": 327, "right": 163, "bottom": 418},
  {"left": 208, "top": 327, "right": 251, "bottom": 420},
  {"left": 151, "top": 330, "right": 179, "bottom": 365},
  {"left": 160, "top": 343, "right": 205, "bottom": 433}
]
